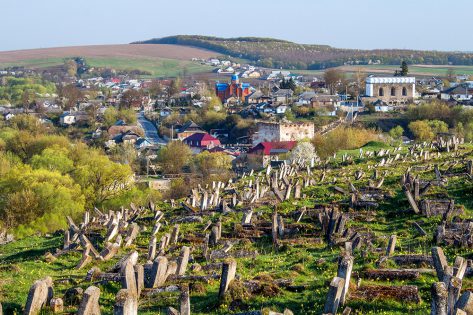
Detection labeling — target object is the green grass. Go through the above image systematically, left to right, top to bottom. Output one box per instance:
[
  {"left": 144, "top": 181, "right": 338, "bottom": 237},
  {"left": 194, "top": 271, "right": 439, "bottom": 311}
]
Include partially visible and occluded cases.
[
  {"left": 86, "top": 57, "right": 213, "bottom": 78},
  {"left": 0, "top": 58, "right": 66, "bottom": 69}
]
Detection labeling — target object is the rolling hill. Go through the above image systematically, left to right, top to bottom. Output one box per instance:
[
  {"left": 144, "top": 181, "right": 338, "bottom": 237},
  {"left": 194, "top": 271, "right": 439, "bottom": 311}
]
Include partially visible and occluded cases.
[
  {"left": 134, "top": 35, "right": 473, "bottom": 70},
  {"left": 0, "top": 44, "right": 217, "bottom": 77}
]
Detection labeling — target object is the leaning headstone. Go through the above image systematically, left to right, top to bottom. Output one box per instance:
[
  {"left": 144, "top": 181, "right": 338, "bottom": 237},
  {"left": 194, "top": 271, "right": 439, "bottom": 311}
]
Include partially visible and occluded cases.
[
  {"left": 124, "top": 223, "right": 139, "bottom": 247},
  {"left": 170, "top": 224, "right": 180, "bottom": 244},
  {"left": 210, "top": 226, "right": 219, "bottom": 246},
  {"left": 203, "top": 233, "right": 210, "bottom": 259},
  {"left": 386, "top": 235, "right": 397, "bottom": 256},
  {"left": 148, "top": 236, "right": 157, "bottom": 261},
  {"left": 100, "top": 243, "right": 120, "bottom": 261},
  {"left": 176, "top": 246, "right": 190, "bottom": 276},
  {"left": 432, "top": 247, "right": 449, "bottom": 282},
  {"left": 337, "top": 255, "right": 354, "bottom": 305},
  {"left": 150, "top": 256, "right": 168, "bottom": 288},
  {"left": 453, "top": 256, "right": 467, "bottom": 280},
  {"left": 218, "top": 258, "right": 237, "bottom": 298},
  {"left": 121, "top": 261, "right": 137, "bottom": 296},
  {"left": 166, "top": 261, "right": 178, "bottom": 278},
  {"left": 134, "top": 264, "right": 144, "bottom": 298},
  {"left": 323, "top": 277, "right": 345, "bottom": 315},
  {"left": 447, "top": 277, "right": 462, "bottom": 315},
  {"left": 24, "top": 278, "right": 51, "bottom": 315},
  {"left": 431, "top": 282, "right": 448, "bottom": 315},
  {"left": 180, "top": 284, "right": 190, "bottom": 315},
  {"left": 77, "top": 286, "right": 101, "bottom": 315},
  {"left": 113, "top": 289, "right": 138, "bottom": 315},
  {"left": 455, "top": 291, "right": 473, "bottom": 314},
  {"left": 166, "top": 307, "right": 179, "bottom": 315}
]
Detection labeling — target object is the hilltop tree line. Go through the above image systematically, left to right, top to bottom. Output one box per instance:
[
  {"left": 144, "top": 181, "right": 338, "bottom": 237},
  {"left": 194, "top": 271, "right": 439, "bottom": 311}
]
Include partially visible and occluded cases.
[{"left": 137, "top": 35, "right": 473, "bottom": 70}]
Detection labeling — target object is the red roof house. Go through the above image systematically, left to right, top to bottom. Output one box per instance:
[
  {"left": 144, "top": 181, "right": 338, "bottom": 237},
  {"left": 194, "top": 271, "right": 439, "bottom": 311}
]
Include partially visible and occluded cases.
[
  {"left": 183, "top": 133, "right": 221, "bottom": 153},
  {"left": 248, "top": 141, "right": 297, "bottom": 156}
]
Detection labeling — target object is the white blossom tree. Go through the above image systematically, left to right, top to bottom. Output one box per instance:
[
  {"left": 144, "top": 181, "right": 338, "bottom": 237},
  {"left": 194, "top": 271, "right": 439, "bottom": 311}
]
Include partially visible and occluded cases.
[{"left": 291, "top": 141, "right": 318, "bottom": 162}]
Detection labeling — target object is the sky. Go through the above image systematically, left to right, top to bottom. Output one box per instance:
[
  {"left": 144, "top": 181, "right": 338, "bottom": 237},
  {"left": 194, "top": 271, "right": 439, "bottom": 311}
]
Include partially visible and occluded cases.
[{"left": 2, "top": 0, "right": 472, "bottom": 52}]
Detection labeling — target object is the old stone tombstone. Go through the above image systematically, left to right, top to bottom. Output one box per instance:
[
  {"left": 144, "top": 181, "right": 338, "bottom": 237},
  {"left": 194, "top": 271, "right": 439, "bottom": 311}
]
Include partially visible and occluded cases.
[
  {"left": 170, "top": 224, "right": 180, "bottom": 244},
  {"left": 210, "top": 226, "right": 219, "bottom": 246},
  {"left": 386, "top": 235, "right": 397, "bottom": 256},
  {"left": 148, "top": 236, "right": 157, "bottom": 261},
  {"left": 177, "top": 246, "right": 190, "bottom": 276},
  {"left": 432, "top": 247, "right": 449, "bottom": 282},
  {"left": 337, "top": 255, "right": 354, "bottom": 305},
  {"left": 150, "top": 256, "right": 169, "bottom": 288},
  {"left": 218, "top": 258, "right": 237, "bottom": 298},
  {"left": 121, "top": 261, "right": 137, "bottom": 296},
  {"left": 134, "top": 264, "right": 144, "bottom": 298},
  {"left": 447, "top": 276, "right": 462, "bottom": 315},
  {"left": 323, "top": 277, "right": 345, "bottom": 315},
  {"left": 24, "top": 278, "right": 50, "bottom": 315},
  {"left": 431, "top": 282, "right": 448, "bottom": 315},
  {"left": 180, "top": 284, "right": 190, "bottom": 315},
  {"left": 77, "top": 286, "right": 101, "bottom": 315},
  {"left": 113, "top": 289, "right": 138, "bottom": 315},
  {"left": 455, "top": 291, "right": 473, "bottom": 314}
]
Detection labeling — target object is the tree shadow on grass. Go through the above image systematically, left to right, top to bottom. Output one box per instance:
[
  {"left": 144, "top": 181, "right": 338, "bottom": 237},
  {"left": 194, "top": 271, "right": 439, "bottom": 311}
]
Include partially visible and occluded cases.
[{"left": 0, "top": 239, "right": 58, "bottom": 264}]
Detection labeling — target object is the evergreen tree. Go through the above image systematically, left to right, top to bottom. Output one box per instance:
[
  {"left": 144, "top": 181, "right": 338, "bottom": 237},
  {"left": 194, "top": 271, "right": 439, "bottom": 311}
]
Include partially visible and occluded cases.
[{"left": 400, "top": 61, "right": 409, "bottom": 76}]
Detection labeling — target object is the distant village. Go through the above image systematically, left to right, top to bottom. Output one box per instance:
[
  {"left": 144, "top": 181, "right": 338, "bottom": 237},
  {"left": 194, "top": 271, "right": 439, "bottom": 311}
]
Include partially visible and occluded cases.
[{"left": 0, "top": 56, "right": 472, "bottom": 188}]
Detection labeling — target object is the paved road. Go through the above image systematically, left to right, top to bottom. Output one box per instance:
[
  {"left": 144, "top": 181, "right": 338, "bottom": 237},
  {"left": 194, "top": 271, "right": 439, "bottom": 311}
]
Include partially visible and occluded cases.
[{"left": 137, "top": 111, "right": 167, "bottom": 145}]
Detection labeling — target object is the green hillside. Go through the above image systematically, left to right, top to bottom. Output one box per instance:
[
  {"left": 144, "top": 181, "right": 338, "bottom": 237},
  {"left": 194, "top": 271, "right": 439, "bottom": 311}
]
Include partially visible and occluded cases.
[{"left": 134, "top": 35, "right": 473, "bottom": 70}]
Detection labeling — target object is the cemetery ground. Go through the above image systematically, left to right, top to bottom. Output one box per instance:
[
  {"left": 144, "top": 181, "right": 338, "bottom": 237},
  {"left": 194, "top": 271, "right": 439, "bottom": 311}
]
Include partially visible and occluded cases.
[{"left": 1, "top": 140, "right": 473, "bottom": 314}]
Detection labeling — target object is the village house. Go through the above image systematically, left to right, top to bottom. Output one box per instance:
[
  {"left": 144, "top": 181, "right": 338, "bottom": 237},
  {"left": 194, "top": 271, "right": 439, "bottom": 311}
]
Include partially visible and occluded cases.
[
  {"left": 440, "top": 84, "right": 473, "bottom": 101},
  {"left": 272, "top": 88, "right": 293, "bottom": 104},
  {"left": 296, "top": 91, "right": 317, "bottom": 105},
  {"left": 310, "top": 94, "right": 340, "bottom": 110},
  {"left": 60, "top": 111, "right": 89, "bottom": 126},
  {"left": 176, "top": 120, "right": 206, "bottom": 140},
  {"left": 252, "top": 121, "right": 315, "bottom": 146},
  {"left": 107, "top": 124, "right": 143, "bottom": 142},
  {"left": 182, "top": 133, "right": 221, "bottom": 154},
  {"left": 134, "top": 137, "right": 153, "bottom": 149},
  {"left": 240, "top": 140, "right": 298, "bottom": 169},
  {"left": 248, "top": 141, "right": 297, "bottom": 156}
]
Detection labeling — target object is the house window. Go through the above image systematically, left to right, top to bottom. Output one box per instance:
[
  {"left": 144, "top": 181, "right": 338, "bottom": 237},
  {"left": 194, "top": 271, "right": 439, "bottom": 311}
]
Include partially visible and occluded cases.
[
  {"left": 391, "top": 87, "right": 396, "bottom": 96},
  {"left": 402, "top": 87, "right": 407, "bottom": 96},
  {"left": 379, "top": 88, "right": 384, "bottom": 96}
]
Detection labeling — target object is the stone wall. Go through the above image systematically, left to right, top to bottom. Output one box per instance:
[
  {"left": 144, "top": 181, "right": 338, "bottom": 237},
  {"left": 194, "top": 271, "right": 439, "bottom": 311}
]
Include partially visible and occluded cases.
[
  {"left": 371, "top": 83, "right": 414, "bottom": 104},
  {"left": 252, "top": 122, "right": 314, "bottom": 145}
]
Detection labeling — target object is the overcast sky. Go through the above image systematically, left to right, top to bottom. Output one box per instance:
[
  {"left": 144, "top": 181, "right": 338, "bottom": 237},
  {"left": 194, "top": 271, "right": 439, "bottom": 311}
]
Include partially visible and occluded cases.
[{"left": 2, "top": 0, "right": 472, "bottom": 52}]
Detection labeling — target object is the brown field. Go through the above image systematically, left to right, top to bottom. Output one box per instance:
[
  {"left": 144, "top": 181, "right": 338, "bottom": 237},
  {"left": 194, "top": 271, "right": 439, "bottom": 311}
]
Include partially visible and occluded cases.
[{"left": 0, "top": 44, "right": 216, "bottom": 64}]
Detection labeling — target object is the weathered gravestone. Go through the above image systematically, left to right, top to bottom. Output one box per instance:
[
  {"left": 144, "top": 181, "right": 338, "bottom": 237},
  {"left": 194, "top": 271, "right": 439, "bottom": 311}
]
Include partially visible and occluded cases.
[
  {"left": 177, "top": 246, "right": 190, "bottom": 276},
  {"left": 149, "top": 256, "right": 168, "bottom": 288},
  {"left": 218, "top": 258, "right": 237, "bottom": 298},
  {"left": 24, "top": 277, "right": 53, "bottom": 315},
  {"left": 323, "top": 277, "right": 345, "bottom": 315},
  {"left": 431, "top": 282, "right": 448, "bottom": 315},
  {"left": 180, "top": 284, "right": 190, "bottom": 315},
  {"left": 77, "top": 286, "right": 101, "bottom": 315},
  {"left": 113, "top": 289, "right": 138, "bottom": 315}
]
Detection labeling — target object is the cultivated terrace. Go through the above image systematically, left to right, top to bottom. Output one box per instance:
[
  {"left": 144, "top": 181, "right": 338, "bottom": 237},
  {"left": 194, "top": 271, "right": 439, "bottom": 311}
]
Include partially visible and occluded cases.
[{"left": 1, "top": 137, "right": 473, "bottom": 315}]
